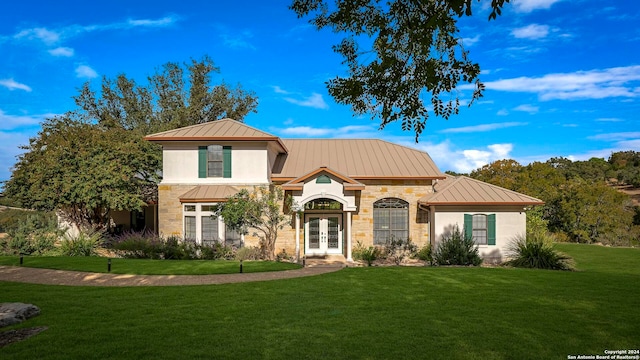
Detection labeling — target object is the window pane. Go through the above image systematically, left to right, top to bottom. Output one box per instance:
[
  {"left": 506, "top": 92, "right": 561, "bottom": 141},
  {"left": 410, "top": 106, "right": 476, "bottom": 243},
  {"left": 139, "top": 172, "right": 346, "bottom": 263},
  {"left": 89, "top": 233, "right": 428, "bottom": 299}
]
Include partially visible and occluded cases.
[
  {"left": 207, "top": 145, "right": 223, "bottom": 161},
  {"left": 208, "top": 161, "right": 222, "bottom": 177},
  {"left": 184, "top": 205, "right": 196, "bottom": 212},
  {"left": 201, "top": 205, "right": 216, "bottom": 212},
  {"left": 374, "top": 209, "right": 390, "bottom": 230},
  {"left": 472, "top": 215, "right": 487, "bottom": 245},
  {"left": 184, "top": 216, "right": 196, "bottom": 240},
  {"left": 202, "top": 216, "right": 218, "bottom": 241},
  {"left": 225, "top": 225, "right": 242, "bottom": 247},
  {"left": 374, "top": 230, "right": 389, "bottom": 245}
]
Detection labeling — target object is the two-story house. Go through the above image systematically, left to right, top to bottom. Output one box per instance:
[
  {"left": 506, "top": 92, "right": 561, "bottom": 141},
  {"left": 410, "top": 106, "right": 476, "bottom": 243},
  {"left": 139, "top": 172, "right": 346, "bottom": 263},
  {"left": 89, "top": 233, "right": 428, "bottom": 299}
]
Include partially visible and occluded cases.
[{"left": 144, "top": 119, "right": 543, "bottom": 263}]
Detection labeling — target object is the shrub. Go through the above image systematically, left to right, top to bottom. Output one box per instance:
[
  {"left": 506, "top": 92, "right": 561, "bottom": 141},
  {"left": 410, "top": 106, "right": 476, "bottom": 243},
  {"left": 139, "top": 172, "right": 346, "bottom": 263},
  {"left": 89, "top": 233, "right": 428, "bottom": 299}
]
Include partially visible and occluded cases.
[
  {"left": 0, "top": 210, "right": 62, "bottom": 255},
  {"left": 433, "top": 225, "right": 482, "bottom": 266},
  {"left": 59, "top": 230, "right": 104, "bottom": 256},
  {"left": 110, "top": 230, "right": 164, "bottom": 259},
  {"left": 505, "top": 233, "right": 575, "bottom": 271},
  {"left": 381, "top": 236, "right": 418, "bottom": 265},
  {"left": 200, "top": 241, "right": 235, "bottom": 260},
  {"left": 352, "top": 241, "right": 380, "bottom": 267},
  {"left": 416, "top": 243, "right": 433, "bottom": 265},
  {"left": 235, "top": 246, "right": 261, "bottom": 261},
  {"left": 276, "top": 248, "right": 293, "bottom": 262}
]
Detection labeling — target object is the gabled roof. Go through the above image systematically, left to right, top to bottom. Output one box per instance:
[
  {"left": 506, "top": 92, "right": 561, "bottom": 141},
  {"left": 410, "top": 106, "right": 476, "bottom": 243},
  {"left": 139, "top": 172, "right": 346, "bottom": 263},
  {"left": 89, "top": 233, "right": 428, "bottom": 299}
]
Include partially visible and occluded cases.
[
  {"left": 145, "top": 119, "right": 288, "bottom": 153},
  {"left": 272, "top": 139, "right": 446, "bottom": 180},
  {"left": 281, "top": 166, "right": 366, "bottom": 191},
  {"left": 419, "top": 176, "right": 544, "bottom": 206},
  {"left": 179, "top": 185, "right": 238, "bottom": 203}
]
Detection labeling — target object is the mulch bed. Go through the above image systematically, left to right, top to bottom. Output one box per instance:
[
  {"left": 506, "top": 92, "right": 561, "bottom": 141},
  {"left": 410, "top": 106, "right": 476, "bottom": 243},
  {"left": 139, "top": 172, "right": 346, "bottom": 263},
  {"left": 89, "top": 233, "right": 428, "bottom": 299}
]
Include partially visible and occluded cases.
[{"left": 0, "top": 326, "right": 48, "bottom": 348}]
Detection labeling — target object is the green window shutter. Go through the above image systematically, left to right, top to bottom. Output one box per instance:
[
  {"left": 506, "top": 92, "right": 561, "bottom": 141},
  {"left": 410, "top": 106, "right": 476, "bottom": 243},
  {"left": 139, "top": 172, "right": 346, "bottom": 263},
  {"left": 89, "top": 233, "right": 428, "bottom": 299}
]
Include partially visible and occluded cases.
[
  {"left": 198, "top": 146, "right": 207, "bottom": 178},
  {"left": 223, "top": 146, "right": 232, "bottom": 178},
  {"left": 463, "top": 214, "right": 472, "bottom": 239},
  {"left": 487, "top": 214, "right": 496, "bottom": 245}
]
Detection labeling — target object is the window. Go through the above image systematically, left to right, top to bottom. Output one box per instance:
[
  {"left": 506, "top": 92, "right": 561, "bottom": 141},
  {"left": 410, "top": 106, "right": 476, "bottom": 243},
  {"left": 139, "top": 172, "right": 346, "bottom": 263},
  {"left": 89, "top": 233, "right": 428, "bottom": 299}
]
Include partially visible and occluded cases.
[
  {"left": 207, "top": 145, "right": 223, "bottom": 177},
  {"left": 198, "top": 146, "right": 232, "bottom": 178},
  {"left": 316, "top": 175, "right": 331, "bottom": 184},
  {"left": 304, "top": 198, "right": 342, "bottom": 211},
  {"left": 373, "top": 198, "right": 409, "bottom": 245},
  {"left": 464, "top": 214, "right": 496, "bottom": 245},
  {"left": 202, "top": 215, "right": 219, "bottom": 243},
  {"left": 184, "top": 216, "right": 196, "bottom": 240},
  {"left": 225, "top": 225, "right": 242, "bottom": 248}
]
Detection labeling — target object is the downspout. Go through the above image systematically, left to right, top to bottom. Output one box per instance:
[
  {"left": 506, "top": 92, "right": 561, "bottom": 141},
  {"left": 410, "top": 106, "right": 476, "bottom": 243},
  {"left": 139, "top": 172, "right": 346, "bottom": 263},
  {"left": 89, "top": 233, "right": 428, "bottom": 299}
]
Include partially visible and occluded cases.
[{"left": 418, "top": 202, "right": 435, "bottom": 247}]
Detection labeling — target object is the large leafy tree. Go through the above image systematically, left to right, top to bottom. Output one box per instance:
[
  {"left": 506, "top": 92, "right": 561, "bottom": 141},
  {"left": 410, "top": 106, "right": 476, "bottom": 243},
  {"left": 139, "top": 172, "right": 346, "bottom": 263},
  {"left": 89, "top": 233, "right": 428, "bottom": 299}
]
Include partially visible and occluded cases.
[
  {"left": 290, "top": 0, "right": 509, "bottom": 140},
  {"left": 5, "top": 56, "right": 258, "bottom": 230},
  {"left": 217, "top": 186, "right": 293, "bottom": 260}
]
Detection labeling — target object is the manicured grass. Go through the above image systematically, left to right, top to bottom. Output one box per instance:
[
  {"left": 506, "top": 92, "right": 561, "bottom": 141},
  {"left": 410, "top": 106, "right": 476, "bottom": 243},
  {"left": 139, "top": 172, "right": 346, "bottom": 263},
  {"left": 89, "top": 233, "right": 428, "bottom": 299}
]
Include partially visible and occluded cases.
[
  {"left": 1, "top": 244, "right": 638, "bottom": 359},
  {"left": 0, "top": 256, "right": 300, "bottom": 275}
]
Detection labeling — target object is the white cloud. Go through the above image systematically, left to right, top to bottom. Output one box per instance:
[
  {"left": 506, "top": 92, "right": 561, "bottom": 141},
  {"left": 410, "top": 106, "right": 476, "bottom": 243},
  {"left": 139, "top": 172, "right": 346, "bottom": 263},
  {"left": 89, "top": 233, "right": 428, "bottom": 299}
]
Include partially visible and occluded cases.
[
  {"left": 513, "top": 0, "right": 563, "bottom": 13},
  {"left": 12, "top": 16, "right": 179, "bottom": 47},
  {"left": 127, "top": 16, "right": 176, "bottom": 27},
  {"left": 511, "top": 24, "right": 550, "bottom": 40},
  {"left": 13, "top": 27, "right": 60, "bottom": 45},
  {"left": 220, "top": 30, "right": 256, "bottom": 50},
  {"left": 462, "top": 35, "right": 481, "bottom": 47},
  {"left": 48, "top": 47, "right": 74, "bottom": 57},
  {"left": 75, "top": 65, "right": 98, "bottom": 79},
  {"left": 474, "top": 65, "right": 640, "bottom": 101},
  {"left": 0, "top": 78, "right": 32, "bottom": 92},
  {"left": 272, "top": 86, "right": 291, "bottom": 94},
  {"left": 284, "top": 93, "right": 329, "bottom": 109},
  {"left": 513, "top": 104, "right": 539, "bottom": 114},
  {"left": 0, "top": 109, "right": 54, "bottom": 130},
  {"left": 497, "top": 109, "right": 509, "bottom": 116},
  {"left": 595, "top": 117, "right": 623, "bottom": 122},
  {"left": 440, "top": 122, "right": 527, "bottom": 134},
  {"left": 276, "top": 124, "right": 375, "bottom": 138},
  {"left": 279, "top": 126, "right": 331, "bottom": 137},
  {"left": 0, "top": 131, "right": 33, "bottom": 183},
  {"left": 588, "top": 132, "right": 640, "bottom": 141},
  {"left": 405, "top": 140, "right": 515, "bottom": 173}
]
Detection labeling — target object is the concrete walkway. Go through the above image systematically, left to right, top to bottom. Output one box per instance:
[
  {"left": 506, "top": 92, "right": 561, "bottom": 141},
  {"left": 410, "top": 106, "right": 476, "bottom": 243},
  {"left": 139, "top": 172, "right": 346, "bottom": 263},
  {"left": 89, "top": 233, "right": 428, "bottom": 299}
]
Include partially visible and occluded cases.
[{"left": 0, "top": 265, "right": 342, "bottom": 287}]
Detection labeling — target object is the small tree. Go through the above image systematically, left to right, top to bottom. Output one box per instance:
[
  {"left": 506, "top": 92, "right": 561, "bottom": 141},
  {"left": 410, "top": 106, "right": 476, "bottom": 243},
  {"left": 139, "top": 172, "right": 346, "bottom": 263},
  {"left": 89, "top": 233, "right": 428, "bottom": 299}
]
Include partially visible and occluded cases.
[
  {"left": 217, "top": 186, "right": 293, "bottom": 260},
  {"left": 433, "top": 225, "right": 482, "bottom": 266}
]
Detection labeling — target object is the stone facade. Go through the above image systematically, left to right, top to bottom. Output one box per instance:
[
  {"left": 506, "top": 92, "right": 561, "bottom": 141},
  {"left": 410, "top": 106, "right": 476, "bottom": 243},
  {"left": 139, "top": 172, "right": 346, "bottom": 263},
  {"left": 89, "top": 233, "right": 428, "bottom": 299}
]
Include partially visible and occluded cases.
[{"left": 159, "top": 180, "right": 434, "bottom": 259}]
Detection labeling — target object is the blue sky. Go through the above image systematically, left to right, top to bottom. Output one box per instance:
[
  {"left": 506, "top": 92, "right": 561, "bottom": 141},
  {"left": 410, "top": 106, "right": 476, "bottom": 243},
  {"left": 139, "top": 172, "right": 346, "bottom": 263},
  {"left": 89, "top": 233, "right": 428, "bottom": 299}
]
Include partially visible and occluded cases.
[{"left": 1, "top": 0, "right": 639, "bottom": 184}]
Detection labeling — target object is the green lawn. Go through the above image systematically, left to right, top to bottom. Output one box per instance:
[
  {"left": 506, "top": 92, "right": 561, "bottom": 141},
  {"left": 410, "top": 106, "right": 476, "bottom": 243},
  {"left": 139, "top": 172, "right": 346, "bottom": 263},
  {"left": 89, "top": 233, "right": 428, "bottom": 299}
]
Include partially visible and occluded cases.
[
  {"left": 1, "top": 244, "right": 638, "bottom": 359},
  {"left": 0, "top": 256, "right": 300, "bottom": 275}
]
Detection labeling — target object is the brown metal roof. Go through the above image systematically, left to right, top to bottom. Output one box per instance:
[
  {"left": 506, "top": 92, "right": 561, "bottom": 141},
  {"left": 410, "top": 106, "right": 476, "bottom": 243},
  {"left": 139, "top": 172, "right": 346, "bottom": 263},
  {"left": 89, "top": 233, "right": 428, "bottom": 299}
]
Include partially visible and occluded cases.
[
  {"left": 144, "top": 119, "right": 288, "bottom": 153},
  {"left": 272, "top": 139, "right": 446, "bottom": 180},
  {"left": 419, "top": 176, "right": 544, "bottom": 206},
  {"left": 179, "top": 185, "right": 238, "bottom": 203}
]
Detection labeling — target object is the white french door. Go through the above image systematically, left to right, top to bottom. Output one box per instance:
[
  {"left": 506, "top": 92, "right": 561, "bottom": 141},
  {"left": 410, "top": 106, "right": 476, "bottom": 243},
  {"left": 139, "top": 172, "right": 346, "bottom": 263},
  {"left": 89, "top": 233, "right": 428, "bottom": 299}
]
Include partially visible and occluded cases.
[{"left": 305, "top": 214, "right": 342, "bottom": 255}]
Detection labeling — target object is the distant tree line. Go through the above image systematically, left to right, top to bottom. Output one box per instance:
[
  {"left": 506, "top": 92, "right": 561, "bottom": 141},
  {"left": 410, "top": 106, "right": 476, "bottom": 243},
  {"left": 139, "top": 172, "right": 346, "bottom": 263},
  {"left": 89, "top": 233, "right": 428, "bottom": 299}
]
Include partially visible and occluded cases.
[{"left": 464, "top": 152, "right": 640, "bottom": 246}]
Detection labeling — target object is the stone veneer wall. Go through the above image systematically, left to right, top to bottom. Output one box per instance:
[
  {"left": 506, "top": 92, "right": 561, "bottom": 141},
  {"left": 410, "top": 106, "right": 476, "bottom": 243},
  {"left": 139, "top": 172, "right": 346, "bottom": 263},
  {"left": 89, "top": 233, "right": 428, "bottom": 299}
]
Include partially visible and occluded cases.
[
  {"left": 351, "top": 179, "right": 433, "bottom": 248},
  {"left": 159, "top": 180, "right": 434, "bottom": 258},
  {"left": 157, "top": 184, "right": 193, "bottom": 237}
]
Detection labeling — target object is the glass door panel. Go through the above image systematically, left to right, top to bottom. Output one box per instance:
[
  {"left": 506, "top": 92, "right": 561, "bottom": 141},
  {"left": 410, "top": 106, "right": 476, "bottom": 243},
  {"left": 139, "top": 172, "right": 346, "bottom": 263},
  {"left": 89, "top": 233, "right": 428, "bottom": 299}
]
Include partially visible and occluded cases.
[
  {"left": 327, "top": 216, "right": 339, "bottom": 249},
  {"left": 308, "top": 217, "right": 320, "bottom": 249}
]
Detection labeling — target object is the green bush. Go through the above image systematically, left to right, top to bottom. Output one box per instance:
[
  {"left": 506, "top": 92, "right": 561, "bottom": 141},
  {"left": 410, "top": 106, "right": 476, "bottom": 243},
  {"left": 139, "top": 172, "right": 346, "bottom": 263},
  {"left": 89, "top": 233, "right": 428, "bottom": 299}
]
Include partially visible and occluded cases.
[
  {"left": 0, "top": 209, "right": 62, "bottom": 255},
  {"left": 433, "top": 225, "right": 482, "bottom": 266},
  {"left": 59, "top": 230, "right": 104, "bottom": 256},
  {"left": 110, "top": 231, "right": 165, "bottom": 259},
  {"left": 505, "top": 233, "right": 575, "bottom": 271},
  {"left": 381, "top": 236, "right": 418, "bottom": 265},
  {"left": 200, "top": 241, "right": 235, "bottom": 260},
  {"left": 352, "top": 241, "right": 380, "bottom": 266},
  {"left": 416, "top": 243, "right": 433, "bottom": 265},
  {"left": 235, "top": 246, "right": 261, "bottom": 261}
]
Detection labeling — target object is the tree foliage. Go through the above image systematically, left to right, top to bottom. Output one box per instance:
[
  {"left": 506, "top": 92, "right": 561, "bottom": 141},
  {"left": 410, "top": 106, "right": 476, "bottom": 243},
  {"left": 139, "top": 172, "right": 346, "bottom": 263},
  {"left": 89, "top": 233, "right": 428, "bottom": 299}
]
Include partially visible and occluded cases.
[
  {"left": 290, "top": 0, "right": 509, "bottom": 140},
  {"left": 5, "top": 56, "right": 258, "bottom": 230},
  {"left": 468, "top": 152, "right": 640, "bottom": 246},
  {"left": 217, "top": 186, "right": 293, "bottom": 260}
]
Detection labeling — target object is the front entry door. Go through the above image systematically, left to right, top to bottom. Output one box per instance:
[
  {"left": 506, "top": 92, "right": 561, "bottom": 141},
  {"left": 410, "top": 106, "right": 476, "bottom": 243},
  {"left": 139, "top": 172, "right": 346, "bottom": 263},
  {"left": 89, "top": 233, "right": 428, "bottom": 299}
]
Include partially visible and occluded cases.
[{"left": 306, "top": 214, "right": 342, "bottom": 255}]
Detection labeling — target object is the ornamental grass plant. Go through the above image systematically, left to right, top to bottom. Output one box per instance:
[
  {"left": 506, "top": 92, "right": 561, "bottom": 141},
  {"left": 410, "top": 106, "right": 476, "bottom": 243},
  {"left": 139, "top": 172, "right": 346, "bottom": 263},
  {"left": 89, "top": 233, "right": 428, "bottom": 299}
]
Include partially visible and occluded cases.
[{"left": 505, "top": 232, "right": 575, "bottom": 271}]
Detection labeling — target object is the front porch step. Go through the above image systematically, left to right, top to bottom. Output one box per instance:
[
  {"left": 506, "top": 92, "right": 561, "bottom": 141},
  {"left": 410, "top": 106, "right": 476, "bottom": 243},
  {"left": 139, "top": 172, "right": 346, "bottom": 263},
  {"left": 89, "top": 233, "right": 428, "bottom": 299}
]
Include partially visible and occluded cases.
[{"left": 303, "top": 254, "right": 348, "bottom": 268}]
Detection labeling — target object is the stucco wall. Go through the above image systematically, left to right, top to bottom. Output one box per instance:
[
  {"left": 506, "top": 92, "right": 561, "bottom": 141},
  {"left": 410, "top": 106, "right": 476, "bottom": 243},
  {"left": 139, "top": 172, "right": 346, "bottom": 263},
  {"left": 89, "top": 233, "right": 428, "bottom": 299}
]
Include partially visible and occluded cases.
[
  {"left": 161, "top": 141, "right": 271, "bottom": 185},
  {"left": 433, "top": 205, "right": 527, "bottom": 263}
]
